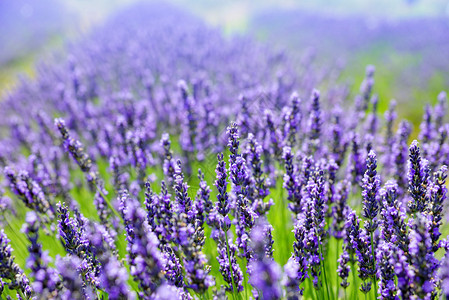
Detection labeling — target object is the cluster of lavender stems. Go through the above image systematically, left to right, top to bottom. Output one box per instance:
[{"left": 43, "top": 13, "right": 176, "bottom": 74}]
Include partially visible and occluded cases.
[{"left": 1, "top": 2, "right": 449, "bottom": 300}]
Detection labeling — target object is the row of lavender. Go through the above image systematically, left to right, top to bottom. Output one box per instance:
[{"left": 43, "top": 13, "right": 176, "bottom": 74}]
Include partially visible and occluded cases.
[{"left": 1, "top": 2, "right": 449, "bottom": 300}]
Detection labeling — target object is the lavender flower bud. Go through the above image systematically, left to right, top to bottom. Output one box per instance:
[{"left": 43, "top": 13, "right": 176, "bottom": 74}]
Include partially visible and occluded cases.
[
  {"left": 160, "top": 133, "right": 176, "bottom": 186},
  {"left": 408, "top": 140, "right": 430, "bottom": 213},
  {"left": 362, "top": 150, "right": 380, "bottom": 233},
  {"left": 215, "top": 153, "right": 229, "bottom": 217},
  {"left": 426, "top": 165, "right": 447, "bottom": 252}
]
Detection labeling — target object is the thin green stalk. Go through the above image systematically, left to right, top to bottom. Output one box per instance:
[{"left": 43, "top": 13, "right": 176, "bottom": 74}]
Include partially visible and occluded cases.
[
  {"left": 94, "top": 183, "right": 120, "bottom": 218},
  {"left": 280, "top": 187, "right": 289, "bottom": 263},
  {"left": 224, "top": 230, "right": 237, "bottom": 300},
  {"left": 370, "top": 231, "right": 378, "bottom": 300},
  {"left": 336, "top": 239, "right": 340, "bottom": 300},
  {"left": 319, "top": 242, "right": 332, "bottom": 300},
  {"left": 244, "top": 258, "right": 249, "bottom": 300},
  {"left": 351, "top": 260, "right": 357, "bottom": 299},
  {"left": 306, "top": 276, "right": 317, "bottom": 300},
  {"left": 344, "top": 288, "right": 347, "bottom": 300},
  {"left": 17, "top": 289, "right": 26, "bottom": 300}
]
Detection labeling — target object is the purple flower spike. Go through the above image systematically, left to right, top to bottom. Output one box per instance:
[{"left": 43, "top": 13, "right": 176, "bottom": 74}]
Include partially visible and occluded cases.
[
  {"left": 306, "top": 89, "right": 321, "bottom": 155},
  {"left": 392, "top": 121, "right": 412, "bottom": 194},
  {"left": 160, "top": 133, "right": 176, "bottom": 187},
  {"left": 407, "top": 140, "right": 430, "bottom": 213},
  {"left": 282, "top": 146, "right": 302, "bottom": 215},
  {"left": 362, "top": 150, "right": 380, "bottom": 233},
  {"left": 215, "top": 153, "right": 230, "bottom": 217},
  {"left": 426, "top": 165, "right": 448, "bottom": 252},
  {"left": 4, "top": 167, "right": 53, "bottom": 218},
  {"left": 379, "top": 181, "right": 409, "bottom": 252},
  {"left": 119, "top": 191, "right": 166, "bottom": 298},
  {"left": 346, "top": 209, "right": 374, "bottom": 294},
  {"left": 22, "top": 212, "right": 60, "bottom": 297},
  {"left": 408, "top": 213, "right": 438, "bottom": 298},
  {"left": 248, "top": 220, "right": 282, "bottom": 300},
  {"left": 0, "top": 230, "right": 33, "bottom": 298},
  {"left": 217, "top": 237, "right": 244, "bottom": 293},
  {"left": 376, "top": 242, "right": 399, "bottom": 299},
  {"left": 440, "top": 243, "right": 449, "bottom": 299},
  {"left": 337, "top": 249, "right": 350, "bottom": 289},
  {"left": 56, "top": 255, "right": 94, "bottom": 300},
  {"left": 282, "top": 257, "right": 303, "bottom": 299}
]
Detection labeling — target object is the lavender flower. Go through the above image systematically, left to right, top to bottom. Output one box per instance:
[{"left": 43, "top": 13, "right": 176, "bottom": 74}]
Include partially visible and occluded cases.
[
  {"left": 306, "top": 89, "right": 321, "bottom": 155},
  {"left": 285, "top": 92, "right": 301, "bottom": 147},
  {"left": 383, "top": 100, "right": 397, "bottom": 170},
  {"left": 419, "top": 104, "right": 435, "bottom": 146},
  {"left": 330, "top": 106, "right": 348, "bottom": 167},
  {"left": 264, "top": 110, "right": 283, "bottom": 160},
  {"left": 392, "top": 121, "right": 412, "bottom": 194},
  {"left": 227, "top": 122, "right": 240, "bottom": 165},
  {"left": 161, "top": 133, "right": 176, "bottom": 186},
  {"left": 347, "top": 133, "right": 365, "bottom": 186},
  {"left": 245, "top": 134, "right": 271, "bottom": 214},
  {"left": 407, "top": 140, "right": 430, "bottom": 213},
  {"left": 282, "top": 146, "right": 302, "bottom": 215},
  {"left": 362, "top": 150, "right": 380, "bottom": 233},
  {"left": 215, "top": 153, "right": 230, "bottom": 218},
  {"left": 174, "top": 160, "right": 195, "bottom": 224},
  {"left": 426, "top": 165, "right": 448, "bottom": 252},
  {"left": 5, "top": 167, "right": 53, "bottom": 217},
  {"left": 195, "top": 169, "right": 212, "bottom": 226},
  {"left": 332, "top": 180, "right": 350, "bottom": 239},
  {"left": 379, "top": 181, "right": 409, "bottom": 252},
  {"left": 119, "top": 191, "right": 166, "bottom": 298},
  {"left": 235, "top": 194, "right": 257, "bottom": 261},
  {"left": 346, "top": 210, "right": 373, "bottom": 294},
  {"left": 22, "top": 212, "right": 60, "bottom": 297},
  {"left": 408, "top": 213, "right": 438, "bottom": 298},
  {"left": 292, "top": 217, "right": 310, "bottom": 289},
  {"left": 248, "top": 220, "right": 282, "bottom": 300},
  {"left": 0, "top": 230, "right": 32, "bottom": 298},
  {"left": 217, "top": 238, "right": 244, "bottom": 293},
  {"left": 376, "top": 242, "right": 399, "bottom": 299},
  {"left": 439, "top": 244, "right": 449, "bottom": 299},
  {"left": 164, "top": 249, "right": 184, "bottom": 288},
  {"left": 337, "top": 249, "right": 350, "bottom": 289},
  {"left": 394, "top": 249, "right": 413, "bottom": 299},
  {"left": 55, "top": 255, "right": 94, "bottom": 300},
  {"left": 282, "top": 257, "right": 303, "bottom": 299}
]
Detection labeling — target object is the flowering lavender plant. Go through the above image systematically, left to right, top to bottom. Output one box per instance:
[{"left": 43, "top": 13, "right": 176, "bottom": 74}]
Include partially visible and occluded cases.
[{"left": 0, "top": 2, "right": 448, "bottom": 300}]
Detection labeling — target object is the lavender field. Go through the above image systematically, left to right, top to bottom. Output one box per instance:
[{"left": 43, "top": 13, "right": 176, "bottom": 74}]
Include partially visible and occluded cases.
[{"left": 1, "top": 1, "right": 449, "bottom": 299}]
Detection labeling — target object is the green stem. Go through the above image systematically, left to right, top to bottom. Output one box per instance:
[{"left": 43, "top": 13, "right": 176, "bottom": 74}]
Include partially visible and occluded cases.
[
  {"left": 94, "top": 183, "right": 120, "bottom": 218},
  {"left": 225, "top": 230, "right": 237, "bottom": 300},
  {"left": 370, "top": 231, "right": 378, "bottom": 300},
  {"left": 336, "top": 239, "right": 340, "bottom": 300},
  {"left": 319, "top": 242, "right": 332, "bottom": 300},
  {"left": 351, "top": 260, "right": 357, "bottom": 299},
  {"left": 306, "top": 276, "right": 317, "bottom": 300},
  {"left": 18, "top": 289, "right": 26, "bottom": 300}
]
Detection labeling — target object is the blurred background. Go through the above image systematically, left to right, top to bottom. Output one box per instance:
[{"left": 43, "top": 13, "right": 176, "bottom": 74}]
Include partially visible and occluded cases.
[{"left": 1, "top": 0, "right": 449, "bottom": 122}]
